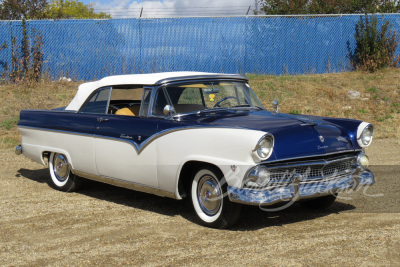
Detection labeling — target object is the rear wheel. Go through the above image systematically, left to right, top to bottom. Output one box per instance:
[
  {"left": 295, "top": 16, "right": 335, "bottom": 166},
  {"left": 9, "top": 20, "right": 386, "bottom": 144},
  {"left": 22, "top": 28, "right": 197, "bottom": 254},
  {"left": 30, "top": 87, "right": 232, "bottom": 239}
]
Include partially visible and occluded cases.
[
  {"left": 48, "top": 152, "right": 81, "bottom": 192},
  {"left": 191, "top": 166, "right": 241, "bottom": 228},
  {"left": 300, "top": 194, "right": 337, "bottom": 210}
]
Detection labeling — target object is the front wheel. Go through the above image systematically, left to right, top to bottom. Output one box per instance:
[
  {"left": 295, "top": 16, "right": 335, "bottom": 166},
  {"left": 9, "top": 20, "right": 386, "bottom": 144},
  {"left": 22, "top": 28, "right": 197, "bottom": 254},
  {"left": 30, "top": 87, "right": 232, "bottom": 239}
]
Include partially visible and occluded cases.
[
  {"left": 48, "top": 152, "right": 81, "bottom": 192},
  {"left": 191, "top": 167, "right": 241, "bottom": 228}
]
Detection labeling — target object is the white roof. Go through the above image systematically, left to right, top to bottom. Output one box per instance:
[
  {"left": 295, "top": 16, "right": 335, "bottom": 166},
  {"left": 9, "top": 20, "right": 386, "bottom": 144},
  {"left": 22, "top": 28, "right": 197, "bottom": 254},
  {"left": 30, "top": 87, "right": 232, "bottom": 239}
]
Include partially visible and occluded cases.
[{"left": 65, "top": 71, "right": 245, "bottom": 111}]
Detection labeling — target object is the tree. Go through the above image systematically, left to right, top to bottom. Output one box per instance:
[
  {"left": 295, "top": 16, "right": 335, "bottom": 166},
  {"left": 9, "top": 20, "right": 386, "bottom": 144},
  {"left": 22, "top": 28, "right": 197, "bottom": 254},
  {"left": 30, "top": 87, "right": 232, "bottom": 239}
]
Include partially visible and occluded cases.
[
  {"left": 0, "top": 0, "right": 48, "bottom": 20},
  {"left": 0, "top": 0, "right": 111, "bottom": 20},
  {"left": 45, "top": 0, "right": 111, "bottom": 19},
  {"left": 259, "top": 0, "right": 400, "bottom": 15},
  {"left": 349, "top": 14, "right": 399, "bottom": 71}
]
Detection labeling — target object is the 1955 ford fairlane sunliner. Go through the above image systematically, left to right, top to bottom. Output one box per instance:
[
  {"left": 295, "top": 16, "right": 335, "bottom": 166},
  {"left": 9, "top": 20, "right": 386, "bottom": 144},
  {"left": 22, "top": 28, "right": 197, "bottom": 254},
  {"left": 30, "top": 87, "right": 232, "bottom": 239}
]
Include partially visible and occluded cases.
[{"left": 16, "top": 72, "right": 375, "bottom": 228}]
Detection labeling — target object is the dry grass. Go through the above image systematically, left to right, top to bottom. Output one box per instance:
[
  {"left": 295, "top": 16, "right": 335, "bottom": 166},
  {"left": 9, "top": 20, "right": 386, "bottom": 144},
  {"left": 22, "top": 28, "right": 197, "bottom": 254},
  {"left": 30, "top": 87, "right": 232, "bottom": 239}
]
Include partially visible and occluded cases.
[
  {"left": 249, "top": 68, "right": 400, "bottom": 140},
  {"left": 1, "top": 69, "right": 399, "bottom": 148},
  {"left": 0, "top": 80, "right": 79, "bottom": 148}
]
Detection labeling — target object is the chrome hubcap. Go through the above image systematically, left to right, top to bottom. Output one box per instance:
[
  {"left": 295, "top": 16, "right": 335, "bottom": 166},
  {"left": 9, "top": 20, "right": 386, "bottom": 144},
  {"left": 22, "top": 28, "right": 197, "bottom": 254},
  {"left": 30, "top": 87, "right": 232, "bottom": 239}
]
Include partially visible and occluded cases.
[
  {"left": 53, "top": 154, "right": 69, "bottom": 182},
  {"left": 197, "top": 175, "right": 222, "bottom": 216}
]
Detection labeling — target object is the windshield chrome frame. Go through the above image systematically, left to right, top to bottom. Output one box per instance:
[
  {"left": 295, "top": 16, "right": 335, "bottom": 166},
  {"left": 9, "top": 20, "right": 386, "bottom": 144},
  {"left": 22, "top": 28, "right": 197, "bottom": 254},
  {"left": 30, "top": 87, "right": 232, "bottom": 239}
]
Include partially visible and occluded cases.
[{"left": 149, "top": 78, "right": 265, "bottom": 119}]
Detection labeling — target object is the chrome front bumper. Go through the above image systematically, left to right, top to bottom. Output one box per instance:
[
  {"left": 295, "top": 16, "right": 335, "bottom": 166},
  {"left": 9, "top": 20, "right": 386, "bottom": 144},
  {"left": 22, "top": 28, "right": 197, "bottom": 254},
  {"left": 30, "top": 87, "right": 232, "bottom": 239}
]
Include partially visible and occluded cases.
[{"left": 228, "top": 170, "right": 374, "bottom": 206}]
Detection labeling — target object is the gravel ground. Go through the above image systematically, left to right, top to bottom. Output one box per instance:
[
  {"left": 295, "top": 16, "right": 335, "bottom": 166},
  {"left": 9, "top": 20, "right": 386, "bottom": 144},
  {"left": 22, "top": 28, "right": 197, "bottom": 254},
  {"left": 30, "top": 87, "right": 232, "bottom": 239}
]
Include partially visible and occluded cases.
[{"left": 1, "top": 139, "right": 399, "bottom": 266}]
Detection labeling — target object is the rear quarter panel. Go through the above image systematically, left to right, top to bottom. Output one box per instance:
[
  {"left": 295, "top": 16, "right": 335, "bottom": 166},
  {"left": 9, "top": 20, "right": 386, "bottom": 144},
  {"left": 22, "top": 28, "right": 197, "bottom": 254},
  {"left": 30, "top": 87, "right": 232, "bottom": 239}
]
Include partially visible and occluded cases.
[{"left": 18, "top": 110, "right": 97, "bottom": 174}]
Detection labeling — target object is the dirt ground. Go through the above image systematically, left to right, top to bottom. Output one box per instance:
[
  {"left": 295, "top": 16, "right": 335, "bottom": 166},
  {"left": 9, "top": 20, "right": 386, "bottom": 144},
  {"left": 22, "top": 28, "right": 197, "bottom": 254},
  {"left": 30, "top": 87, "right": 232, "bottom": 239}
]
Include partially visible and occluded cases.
[{"left": 1, "top": 139, "right": 399, "bottom": 266}]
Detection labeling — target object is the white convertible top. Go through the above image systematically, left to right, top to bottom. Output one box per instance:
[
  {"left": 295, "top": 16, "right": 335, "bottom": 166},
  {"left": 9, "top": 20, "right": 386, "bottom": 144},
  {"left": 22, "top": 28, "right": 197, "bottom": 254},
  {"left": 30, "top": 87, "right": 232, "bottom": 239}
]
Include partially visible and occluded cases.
[{"left": 65, "top": 71, "right": 246, "bottom": 111}]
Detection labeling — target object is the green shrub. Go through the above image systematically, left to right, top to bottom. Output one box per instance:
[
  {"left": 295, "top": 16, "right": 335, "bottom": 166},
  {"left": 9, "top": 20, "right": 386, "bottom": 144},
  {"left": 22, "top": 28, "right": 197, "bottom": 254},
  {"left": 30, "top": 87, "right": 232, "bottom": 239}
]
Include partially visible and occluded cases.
[
  {"left": 350, "top": 14, "right": 399, "bottom": 72},
  {"left": 289, "top": 110, "right": 301, "bottom": 114}
]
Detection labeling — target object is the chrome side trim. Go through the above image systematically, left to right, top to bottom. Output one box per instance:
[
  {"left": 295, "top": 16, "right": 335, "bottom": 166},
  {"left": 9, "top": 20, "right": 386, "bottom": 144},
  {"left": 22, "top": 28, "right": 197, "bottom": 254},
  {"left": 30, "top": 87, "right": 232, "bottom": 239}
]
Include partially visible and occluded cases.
[
  {"left": 18, "top": 125, "right": 246, "bottom": 155},
  {"left": 18, "top": 125, "right": 95, "bottom": 138},
  {"left": 19, "top": 125, "right": 358, "bottom": 163},
  {"left": 73, "top": 170, "right": 176, "bottom": 199}
]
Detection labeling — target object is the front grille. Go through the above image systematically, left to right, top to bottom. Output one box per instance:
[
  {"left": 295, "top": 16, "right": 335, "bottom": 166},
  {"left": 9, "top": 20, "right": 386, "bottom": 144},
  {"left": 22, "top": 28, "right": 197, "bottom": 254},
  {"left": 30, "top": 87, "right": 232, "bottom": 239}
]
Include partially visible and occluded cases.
[
  {"left": 255, "top": 155, "right": 358, "bottom": 188},
  {"left": 268, "top": 157, "right": 356, "bottom": 182},
  {"left": 322, "top": 159, "right": 356, "bottom": 179}
]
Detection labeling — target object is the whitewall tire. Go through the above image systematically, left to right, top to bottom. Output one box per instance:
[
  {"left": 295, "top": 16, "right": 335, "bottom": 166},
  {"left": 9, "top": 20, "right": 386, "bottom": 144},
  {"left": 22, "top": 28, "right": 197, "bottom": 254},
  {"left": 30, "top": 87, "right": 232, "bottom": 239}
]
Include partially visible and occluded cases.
[
  {"left": 48, "top": 152, "right": 81, "bottom": 192},
  {"left": 191, "top": 166, "right": 241, "bottom": 228}
]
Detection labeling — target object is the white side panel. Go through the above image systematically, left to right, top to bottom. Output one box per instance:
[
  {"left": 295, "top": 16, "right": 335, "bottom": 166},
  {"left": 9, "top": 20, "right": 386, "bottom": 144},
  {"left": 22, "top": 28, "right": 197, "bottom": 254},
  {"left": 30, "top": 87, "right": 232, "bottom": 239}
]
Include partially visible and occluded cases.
[
  {"left": 19, "top": 127, "right": 96, "bottom": 174},
  {"left": 155, "top": 128, "right": 265, "bottom": 194},
  {"left": 95, "top": 138, "right": 158, "bottom": 187}
]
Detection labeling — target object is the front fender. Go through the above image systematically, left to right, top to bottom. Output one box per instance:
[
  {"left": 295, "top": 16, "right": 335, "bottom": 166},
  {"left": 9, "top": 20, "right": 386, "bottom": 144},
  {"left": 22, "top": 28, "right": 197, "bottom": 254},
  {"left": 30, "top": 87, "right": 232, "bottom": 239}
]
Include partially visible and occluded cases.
[{"left": 154, "top": 127, "right": 266, "bottom": 197}]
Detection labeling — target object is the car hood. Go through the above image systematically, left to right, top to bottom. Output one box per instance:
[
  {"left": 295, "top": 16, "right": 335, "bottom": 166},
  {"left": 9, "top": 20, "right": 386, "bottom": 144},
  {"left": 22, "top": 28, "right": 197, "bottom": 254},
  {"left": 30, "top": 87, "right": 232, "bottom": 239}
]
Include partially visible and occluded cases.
[{"left": 189, "top": 109, "right": 355, "bottom": 161}]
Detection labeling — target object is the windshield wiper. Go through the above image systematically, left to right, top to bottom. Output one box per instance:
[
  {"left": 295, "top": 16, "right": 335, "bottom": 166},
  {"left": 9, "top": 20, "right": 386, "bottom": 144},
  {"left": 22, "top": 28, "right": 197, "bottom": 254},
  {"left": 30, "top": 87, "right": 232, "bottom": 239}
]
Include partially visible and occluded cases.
[
  {"left": 234, "top": 104, "right": 251, "bottom": 107},
  {"left": 232, "top": 105, "right": 264, "bottom": 110},
  {"left": 196, "top": 106, "right": 263, "bottom": 115},
  {"left": 196, "top": 107, "right": 228, "bottom": 114}
]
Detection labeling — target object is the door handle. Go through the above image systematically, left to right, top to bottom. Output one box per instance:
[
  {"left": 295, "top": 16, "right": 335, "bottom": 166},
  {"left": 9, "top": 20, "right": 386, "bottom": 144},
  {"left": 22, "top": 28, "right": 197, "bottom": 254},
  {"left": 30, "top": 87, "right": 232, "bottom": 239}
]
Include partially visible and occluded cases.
[{"left": 97, "top": 118, "right": 109, "bottom": 122}]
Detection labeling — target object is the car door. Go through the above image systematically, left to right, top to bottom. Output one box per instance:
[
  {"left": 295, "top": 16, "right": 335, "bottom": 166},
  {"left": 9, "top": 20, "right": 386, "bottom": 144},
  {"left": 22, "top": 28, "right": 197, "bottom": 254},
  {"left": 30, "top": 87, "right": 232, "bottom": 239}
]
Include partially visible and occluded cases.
[{"left": 93, "top": 86, "right": 160, "bottom": 187}]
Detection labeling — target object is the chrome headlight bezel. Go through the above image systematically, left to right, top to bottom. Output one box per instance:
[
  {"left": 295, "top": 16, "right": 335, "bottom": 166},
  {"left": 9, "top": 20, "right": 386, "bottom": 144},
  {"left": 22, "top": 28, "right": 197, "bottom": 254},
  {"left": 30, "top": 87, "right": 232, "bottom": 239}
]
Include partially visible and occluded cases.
[
  {"left": 357, "top": 122, "right": 374, "bottom": 148},
  {"left": 253, "top": 134, "right": 274, "bottom": 161}
]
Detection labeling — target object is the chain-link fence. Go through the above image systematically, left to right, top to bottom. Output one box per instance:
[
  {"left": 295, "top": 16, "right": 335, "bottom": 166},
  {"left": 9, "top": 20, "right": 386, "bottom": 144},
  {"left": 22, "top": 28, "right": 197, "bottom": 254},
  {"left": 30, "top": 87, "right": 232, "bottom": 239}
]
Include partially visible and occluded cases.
[{"left": 0, "top": 14, "right": 399, "bottom": 81}]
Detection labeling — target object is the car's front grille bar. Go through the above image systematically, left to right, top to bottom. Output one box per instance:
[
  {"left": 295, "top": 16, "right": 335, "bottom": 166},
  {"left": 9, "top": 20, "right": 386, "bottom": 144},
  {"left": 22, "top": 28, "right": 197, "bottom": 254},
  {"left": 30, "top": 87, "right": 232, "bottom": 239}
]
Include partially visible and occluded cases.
[{"left": 247, "top": 155, "right": 358, "bottom": 190}]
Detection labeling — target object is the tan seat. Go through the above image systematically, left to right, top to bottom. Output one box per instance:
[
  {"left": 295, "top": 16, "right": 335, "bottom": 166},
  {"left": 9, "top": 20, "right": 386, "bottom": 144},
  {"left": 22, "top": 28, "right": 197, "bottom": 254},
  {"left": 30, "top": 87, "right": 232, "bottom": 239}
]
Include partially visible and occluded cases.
[{"left": 115, "top": 105, "right": 140, "bottom": 116}]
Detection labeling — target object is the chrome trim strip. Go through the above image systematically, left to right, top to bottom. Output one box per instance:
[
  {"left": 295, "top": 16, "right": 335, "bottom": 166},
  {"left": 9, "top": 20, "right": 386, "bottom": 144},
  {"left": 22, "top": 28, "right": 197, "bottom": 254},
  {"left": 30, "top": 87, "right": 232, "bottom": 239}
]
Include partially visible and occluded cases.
[
  {"left": 155, "top": 75, "right": 248, "bottom": 85},
  {"left": 105, "top": 86, "right": 113, "bottom": 114},
  {"left": 170, "top": 106, "right": 265, "bottom": 119},
  {"left": 21, "top": 109, "right": 78, "bottom": 113},
  {"left": 18, "top": 125, "right": 246, "bottom": 155},
  {"left": 18, "top": 125, "right": 95, "bottom": 138},
  {"left": 19, "top": 125, "right": 359, "bottom": 160},
  {"left": 262, "top": 149, "right": 360, "bottom": 164},
  {"left": 266, "top": 155, "right": 357, "bottom": 169},
  {"left": 73, "top": 170, "right": 176, "bottom": 199}
]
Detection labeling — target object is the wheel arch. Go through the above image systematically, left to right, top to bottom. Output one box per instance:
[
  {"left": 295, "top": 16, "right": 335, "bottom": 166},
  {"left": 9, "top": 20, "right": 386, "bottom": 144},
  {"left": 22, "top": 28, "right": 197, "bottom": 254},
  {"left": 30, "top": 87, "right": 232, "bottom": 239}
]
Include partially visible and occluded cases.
[
  {"left": 41, "top": 149, "right": 74, "bottom": 169},
  {"left": 177, "top": 160, "right": 223, "bottom": 199}
]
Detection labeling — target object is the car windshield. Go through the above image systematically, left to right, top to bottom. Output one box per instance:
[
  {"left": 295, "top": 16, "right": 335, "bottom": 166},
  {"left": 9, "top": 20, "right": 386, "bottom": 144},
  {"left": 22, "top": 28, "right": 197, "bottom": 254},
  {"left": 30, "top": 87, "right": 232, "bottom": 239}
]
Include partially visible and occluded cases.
[{"left": 153, "top": 80, "right": 264, "bottom": 115}]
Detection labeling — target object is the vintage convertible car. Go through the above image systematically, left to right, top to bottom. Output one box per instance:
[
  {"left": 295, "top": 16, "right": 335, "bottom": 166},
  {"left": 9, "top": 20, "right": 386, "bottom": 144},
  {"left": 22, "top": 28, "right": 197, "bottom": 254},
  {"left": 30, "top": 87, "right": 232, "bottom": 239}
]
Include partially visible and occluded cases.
[{"left": 16, "top": 72, "right": 375, "bottom": 228}]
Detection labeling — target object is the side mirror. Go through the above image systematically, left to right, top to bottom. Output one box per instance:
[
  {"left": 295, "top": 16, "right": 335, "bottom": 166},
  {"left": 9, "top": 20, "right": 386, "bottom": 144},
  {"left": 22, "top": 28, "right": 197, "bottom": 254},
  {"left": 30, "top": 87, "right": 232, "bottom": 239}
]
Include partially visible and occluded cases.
[
  {"left": 272, "top": 99, "right": 279, "bottom": 113},
  {"left": 163, "top": 105, "right": 176, "bottom": 119}
]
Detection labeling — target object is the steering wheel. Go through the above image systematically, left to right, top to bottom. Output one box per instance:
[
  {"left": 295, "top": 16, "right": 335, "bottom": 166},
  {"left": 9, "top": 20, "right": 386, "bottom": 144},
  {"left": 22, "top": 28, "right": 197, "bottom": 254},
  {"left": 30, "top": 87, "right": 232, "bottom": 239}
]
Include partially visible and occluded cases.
[{"left": 213, "top": 96, "right": 238, "bottom": 108}]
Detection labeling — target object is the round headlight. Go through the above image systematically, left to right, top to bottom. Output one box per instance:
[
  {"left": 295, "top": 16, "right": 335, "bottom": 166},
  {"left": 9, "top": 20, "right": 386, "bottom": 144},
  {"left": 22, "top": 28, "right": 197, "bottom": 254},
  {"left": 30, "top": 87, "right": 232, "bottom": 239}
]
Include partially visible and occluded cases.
[
  {"left": 357, "top": 123, "right": 374, "bottom": 147},
  {"left": 254, "top": 134, "right": 274, "bottom": 160},
  {"left": 357, "top": 153, "right": 370, "bottom": 169}
]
